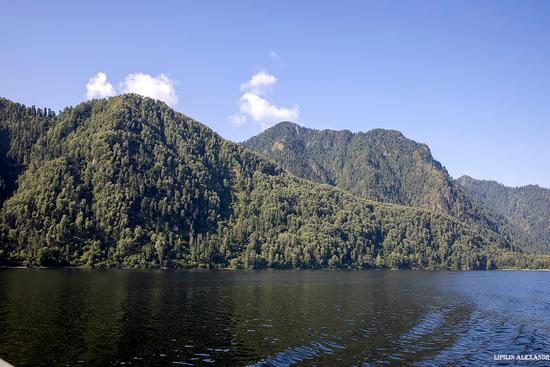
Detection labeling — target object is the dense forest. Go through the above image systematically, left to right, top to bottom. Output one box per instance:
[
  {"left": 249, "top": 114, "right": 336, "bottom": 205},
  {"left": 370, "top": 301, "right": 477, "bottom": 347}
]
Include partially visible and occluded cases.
[
  {"left": 0, "top": 95, "right": 548, "bottom": 269},
  {"left": 0, "top": 98, "right": 55, "bottom": 205},
  {"left": 243, "top": 121, "right": 539, "bottom": 252},
  {"left": 457, "top": 175, "right": 550, "bottom": 253}
]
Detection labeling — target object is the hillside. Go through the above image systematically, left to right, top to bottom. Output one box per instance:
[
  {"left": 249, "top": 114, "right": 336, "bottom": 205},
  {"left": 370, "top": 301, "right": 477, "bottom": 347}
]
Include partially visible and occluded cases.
[
  {"left": 0, "top": 95, "right": 545, "bottom": 269},
  {"left": 0, "top": 98, "right": 55, "bottom": 204},
  {"left": 243, "top": 122, "right": 532, "bottom": 249},
  {"left": 457, "top": 175, "right": 550, "bottom": 253}
]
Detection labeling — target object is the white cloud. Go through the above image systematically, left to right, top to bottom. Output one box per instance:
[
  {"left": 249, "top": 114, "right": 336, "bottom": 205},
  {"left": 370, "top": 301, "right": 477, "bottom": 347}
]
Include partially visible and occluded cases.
[
  {"left": 269, "top": 50, "right": 284, "bottom": 68},
  {"left": 230, "top": 70, "right": 299, "bottom": 129},
  {"left": 240, "top": 71, "right": 277, "bottom": 95},
  {"left": 85, "top": 72, "right": 179, "bottom": 106},
  {"left": 86, "top": 72, "right": 116, "bottom": 99},
  {"left": 121, "top": 73, "right": 178, "bottom": 107},
  {"left": 239, "top": 92, "right": 299, "bottom": 129},
  {"left": 229, "top": 114, "right": 247, "bottom": 126}
]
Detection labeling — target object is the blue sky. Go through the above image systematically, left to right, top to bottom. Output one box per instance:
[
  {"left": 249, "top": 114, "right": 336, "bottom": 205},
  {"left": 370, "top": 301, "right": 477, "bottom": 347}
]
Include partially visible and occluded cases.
[{"left": 1, "top": 0, "right": 549, "bottom": 188}]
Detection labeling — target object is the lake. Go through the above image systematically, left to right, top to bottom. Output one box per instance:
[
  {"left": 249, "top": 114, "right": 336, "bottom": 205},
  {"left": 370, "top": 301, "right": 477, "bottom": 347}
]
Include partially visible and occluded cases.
[{"left": 0, "top": 270, "right": 548, "bottom": 366}]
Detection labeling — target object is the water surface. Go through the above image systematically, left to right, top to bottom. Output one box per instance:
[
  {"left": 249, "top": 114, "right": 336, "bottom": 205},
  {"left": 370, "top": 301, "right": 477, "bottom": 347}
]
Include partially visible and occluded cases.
[{"left": 0, "top": 270, "right": 548, "bottom": 366}]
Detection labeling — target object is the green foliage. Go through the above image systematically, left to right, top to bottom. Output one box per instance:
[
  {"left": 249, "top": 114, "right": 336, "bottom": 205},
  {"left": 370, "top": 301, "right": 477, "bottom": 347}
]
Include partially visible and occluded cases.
[
  {"left": 0, "top": 95, "right": 546, "bottom": 269},
  {"left": 0, "top": 98, "right": 55, "bottom": 204},
  {"left": 243, "top": 121, "right": 534, "bottom": 252},
  {"left": 457, "top": 175, "right": 550, "bottom": 253}
]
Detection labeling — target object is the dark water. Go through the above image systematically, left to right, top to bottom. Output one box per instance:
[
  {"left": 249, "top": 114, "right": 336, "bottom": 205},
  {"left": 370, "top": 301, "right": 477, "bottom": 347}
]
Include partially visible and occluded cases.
[{"left": 0, "top": 270, "right": 549, "bottom": 366}]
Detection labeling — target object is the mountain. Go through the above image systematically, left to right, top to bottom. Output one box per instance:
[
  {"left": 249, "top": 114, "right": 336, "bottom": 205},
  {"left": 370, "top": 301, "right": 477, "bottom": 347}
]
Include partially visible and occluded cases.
[
  {"left": 0, "top": 95, "right": 546, "bottom": 269},
  {"left": 0, "top": 98, "right": 55, "bottom": 204},
  {"left": 243, "top": 122, "right": 531, "bottom": 249},
  {"left": 244, "top": 122, "right": 449, "bottom": 208},
  {"left": 457, "top": 175, "right": 550, "bottom": 253}
]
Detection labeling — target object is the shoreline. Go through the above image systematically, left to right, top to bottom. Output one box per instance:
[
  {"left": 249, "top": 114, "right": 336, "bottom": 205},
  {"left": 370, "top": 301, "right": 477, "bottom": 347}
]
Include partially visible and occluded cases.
[{"left": 1, "top": 265, "right": 549, "bottom": 271}]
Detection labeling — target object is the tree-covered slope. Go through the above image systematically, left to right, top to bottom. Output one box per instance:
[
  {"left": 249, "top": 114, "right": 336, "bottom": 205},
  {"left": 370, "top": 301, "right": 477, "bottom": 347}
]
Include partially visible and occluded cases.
[
  {"left": 0, "top": 95, "right": 545, "bottom": 269},
  {"left": 0, "top": 98, "right": 55, "bottom": 204},
  {"left": 243, "top": 122, "right": 530, "bottom": 249},
  {"left": 244, "top": 122, "right": 450, "bottom": 208},
  {"left": 457, "top": 175, "right": 550, "bottom": 253}
]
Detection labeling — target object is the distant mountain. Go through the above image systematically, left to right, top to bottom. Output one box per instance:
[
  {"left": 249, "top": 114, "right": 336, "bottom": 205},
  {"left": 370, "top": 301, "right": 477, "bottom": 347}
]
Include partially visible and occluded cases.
[
  {"left": 1, "top": 95, "right": 542, "bottom": 269},
  {"left": 243, "top": 121, "right": 532, "bottom": 250},
  {"left": 457, "top": 175, "right": 550, "bottom": 253}
]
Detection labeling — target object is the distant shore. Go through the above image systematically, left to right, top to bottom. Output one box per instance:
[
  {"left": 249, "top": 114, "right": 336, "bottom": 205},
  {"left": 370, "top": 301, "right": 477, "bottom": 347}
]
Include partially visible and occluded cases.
[{"left": 1, "top": 265, "right": 549, "bottom": 271}]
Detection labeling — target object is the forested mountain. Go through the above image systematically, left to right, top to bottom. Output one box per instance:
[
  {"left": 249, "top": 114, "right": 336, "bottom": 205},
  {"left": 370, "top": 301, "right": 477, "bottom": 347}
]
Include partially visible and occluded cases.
[
  {"left": 0, "top": 95, "right": 546, "bottom": 269},
  {"left": 0, "top": 98, "right": 55, "bottom": 204},
  {"left": 243, "top": 122, "right": 533, "bottom": 251},
  {"left": 457, "top": 175, "right": 550, "bottom": 253}
]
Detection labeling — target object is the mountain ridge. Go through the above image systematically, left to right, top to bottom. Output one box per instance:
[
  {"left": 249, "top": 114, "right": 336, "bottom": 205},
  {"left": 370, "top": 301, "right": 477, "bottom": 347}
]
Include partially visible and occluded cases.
[
  {"left": 0, "top": 95, "right": 547, "bottom": 269},
  {"left": 243, "top": 121, "right": 537, "bottom": 252},
  {"left": 244, "top": 121, "right": 458, "bottom": 208},
  {"left": 458, "top": 174, "right": 549, "bottom": 191},
  {"left": 457, "top": 175, "right": 550, "bottom": 253}
]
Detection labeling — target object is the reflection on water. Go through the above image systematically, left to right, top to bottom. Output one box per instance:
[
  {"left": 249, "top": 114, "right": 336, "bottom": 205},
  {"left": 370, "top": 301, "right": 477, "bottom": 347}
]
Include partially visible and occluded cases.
[{"left": 0, "top": 270, "right": 548, "bottom": 366}]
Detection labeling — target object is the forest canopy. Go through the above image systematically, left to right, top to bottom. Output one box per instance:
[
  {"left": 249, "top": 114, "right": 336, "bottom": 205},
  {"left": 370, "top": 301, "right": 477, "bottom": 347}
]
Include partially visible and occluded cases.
[
  {"left": 0, "top": 95, "right": 548, "bottom": 269},
  {"left": 244, "top": 121, "right": 546, "bottom": 254}
]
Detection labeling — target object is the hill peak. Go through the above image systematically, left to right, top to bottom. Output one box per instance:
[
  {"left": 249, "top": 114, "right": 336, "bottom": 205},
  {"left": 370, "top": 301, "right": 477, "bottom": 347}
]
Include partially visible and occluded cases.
[{"left": 266, "top": 122, "right": 412, "bottom": 140}]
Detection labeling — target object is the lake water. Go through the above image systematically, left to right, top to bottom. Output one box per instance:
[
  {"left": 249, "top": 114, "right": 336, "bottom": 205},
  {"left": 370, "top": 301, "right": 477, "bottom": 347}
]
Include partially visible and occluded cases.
[{"left": 0, "top": 270, "right": 548, "bottom": 366}]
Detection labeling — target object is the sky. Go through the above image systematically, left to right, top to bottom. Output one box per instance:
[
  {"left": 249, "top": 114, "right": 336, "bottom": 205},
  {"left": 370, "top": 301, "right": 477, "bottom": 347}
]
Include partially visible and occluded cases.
[{"left": 1, "top": 0, "right": 549, "bottom": 188}]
